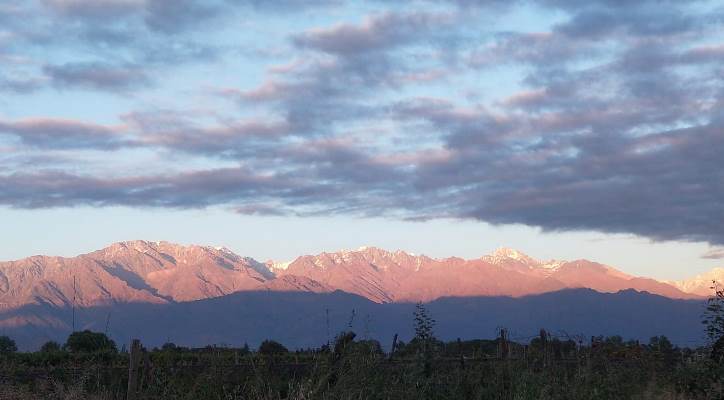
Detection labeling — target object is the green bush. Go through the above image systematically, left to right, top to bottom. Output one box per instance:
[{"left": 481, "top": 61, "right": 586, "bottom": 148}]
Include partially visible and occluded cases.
[
  {"left": 64, "top": 330, "right": 117, "bottom": 353},
  {"left": 0, "top": 335, "right": 17, "bottom": 356},
  {"left": 258, "top": 339, "right": 288, "bottom": 355},
  {"left": 40, "top": 340, "right": 61, "bottom": 353}
]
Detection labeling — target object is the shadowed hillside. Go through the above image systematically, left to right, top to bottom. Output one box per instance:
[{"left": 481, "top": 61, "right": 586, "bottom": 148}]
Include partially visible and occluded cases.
[{"left": 1, "top": 288, "right": 705, "bottom": 351}]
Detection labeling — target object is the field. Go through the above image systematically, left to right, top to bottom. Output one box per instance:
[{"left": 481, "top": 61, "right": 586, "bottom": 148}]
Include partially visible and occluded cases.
[{"left": 1, "top": 328, "right": 722, "bottom": 400}]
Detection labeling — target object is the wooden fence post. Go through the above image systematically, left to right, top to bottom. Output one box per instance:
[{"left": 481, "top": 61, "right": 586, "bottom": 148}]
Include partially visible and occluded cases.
[
  {"left": 498, "top": 328, "right": 509, "bottom": 360},
  {"left": 540, "top": 329, "right": 548, "bottom": 367},
  {"left": 388, "top": 333, "right": 398, "bottom": 361},
  {"left": 457, "top": 338, "right": 465, "bottom": 369},
  {"left": 127, "top": 339, "right": 141, "bottom": 400}
]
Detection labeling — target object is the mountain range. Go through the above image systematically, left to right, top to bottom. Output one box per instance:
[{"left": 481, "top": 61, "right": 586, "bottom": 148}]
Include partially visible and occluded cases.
[{"left": 0, "top": 241, "right": 720, "bottom": 350}]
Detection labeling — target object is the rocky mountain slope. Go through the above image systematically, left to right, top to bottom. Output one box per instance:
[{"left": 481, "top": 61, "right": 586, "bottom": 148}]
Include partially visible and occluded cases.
[
  {"left": 0, "top": 240, "right": 312, "bottom": 310},
  {"left": 0, "top": 241, "right": 707, "bottom": 313},
  {"left": 2, "top": 241, "right": 718, "bottom": 350},
  {"left": 273, "top": 246, "right": 699, "bottom": 302},
  {"left": 670, "top": 267, "right": 724, "bottom": 297},
  {"left": 1, "top": 288, "right": 706, "bottom": 351}
]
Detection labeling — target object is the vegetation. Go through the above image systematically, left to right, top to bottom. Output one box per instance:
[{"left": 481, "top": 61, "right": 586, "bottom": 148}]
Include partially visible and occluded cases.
[
  {"left": 704, "top": 281, "right": 724, "bottom": 359},
  {"left": 0, "top": 288, "right": 721, "bottom": 399},
  {"left": 64, "top": 330, "right": 118, "bottom": 354},
  {"left": 0, "top": 335, "right": 18, "bottom": 356},
  {"left": 258, "top": 339, "right": 289, "bottom": 356},
  {"left": 39, "top": 341, "right": 61, "bottom": 353}
]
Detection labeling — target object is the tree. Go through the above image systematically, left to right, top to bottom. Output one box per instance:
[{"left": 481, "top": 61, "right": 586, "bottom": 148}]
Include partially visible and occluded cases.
[
  {"left": 703, "top": 281, "right": 724, "bottom": 343},
  {"left": 413, "top": 302, "right": 437, "bottom": 376},
  {"left": 413, "top": 302, "right": 436, "bottom": 344},
  {"left": 64, "top": 330, "right": 117, "bottom": 353},
  {"left": 0, "top": 335, "right": 17, "bottom": 356},
  {"left": 648, "top": 336, "right": 674, "bottom": 352},
  {"left": 649, "top": 336, "right": 677, "bottom": 368},
  {"left": 258, "top": 340, "right": 288, "bottom": 355},
  {"left": 40, "top": 341, "right": 61, "bottom": 353},
  {"left": 161, "top": 342, "right": 177, "bottom": 352}
]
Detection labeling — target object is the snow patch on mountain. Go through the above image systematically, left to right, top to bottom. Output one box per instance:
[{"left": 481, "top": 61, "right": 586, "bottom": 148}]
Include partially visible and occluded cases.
[
  {"left": 485, "top": 247, "right": 541, "bottom": 265},
  {"left": 270, "top": 260, "right": 292, "bottom": 271},
  {"left": 539, "top": 260, "right": 566, "bottom": 271},
  {"left": 669, "top": 267, "right": 724, "bottom": 297}
]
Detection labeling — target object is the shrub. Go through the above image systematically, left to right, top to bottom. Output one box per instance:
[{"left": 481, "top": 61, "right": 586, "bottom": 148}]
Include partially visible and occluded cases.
[
  {"left": 703, "top": 281, "right": 724, "bottom": 344},
  {"left": 64, "top": 330, "right": 117, "bottom": 353},
  {"left": 0, "top": 335, "right": 17, "bottom": 356},
  {"left": 258, "top": 339, "right": 288, "bottom": 355},
  {"left": 40, "top": 341, "right": 61, "bottom": 353},
  {"left": 161, "top": 342, "right": 177, "bottom": 351}
]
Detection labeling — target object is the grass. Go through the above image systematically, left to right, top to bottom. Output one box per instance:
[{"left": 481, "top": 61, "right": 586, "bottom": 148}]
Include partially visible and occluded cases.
[{"left": 1, "top": 333, "right": 722, "bottom": 400}]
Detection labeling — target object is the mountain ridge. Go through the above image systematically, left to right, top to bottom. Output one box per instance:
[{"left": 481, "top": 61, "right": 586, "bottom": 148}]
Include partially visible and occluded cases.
[
  {"left": 0, "top": 241, "right": 711, "bottom": 312},
  {"left": 669, "top": 267, "right": 724, "bottom": 297},
  {"left": 0, "top": 288, "right": 706, "bottom": 351}
]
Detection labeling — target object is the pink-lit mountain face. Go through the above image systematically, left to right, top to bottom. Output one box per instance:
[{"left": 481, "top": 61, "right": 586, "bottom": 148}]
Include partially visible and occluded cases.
[
  {"left": 0, "top": 241, "right": 708, "bottom": 312},
  {"left": 0, "top": 241, "right": 321, "bottom": 310},
  {"left": 273, "top": 246, "right": 701, "bottom": 302},
  {"left": 669, "top": 268, "right": 724, "bottom": 297}
]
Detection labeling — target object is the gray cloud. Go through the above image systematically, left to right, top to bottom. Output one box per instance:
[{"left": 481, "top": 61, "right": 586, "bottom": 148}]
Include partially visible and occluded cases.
[
  {"left": 1, "top": 0, "right": 338, "bottom": 95},
  {"left": 2, "top": 0, "right": 724, "bottom": 247},
  {"left": 43, "top": 0, "right": 142, "bottom": 19},
  {"left": 144, "top": 0, "right": 223, "bottom": 34},
  {"left": 535, "top": 0, "right": 701, "bottom": 11},
  {"left": 554, "top": 8, "right": 697, "bottom": 39},
  {"left": 223, "top": 11, "right": 456, "bottom": 139},
  {"left": 292, "top": 12, "right": 451, "bottom": 55},
  {"left": 43, "top": 62, "right": 151, "bottom": 92},
  {"left": 0, "top": 76, "right": 43, "bottom": 94},
  {"left": 122, "top": 110, "right": 291, "bottom": 158},
  {"left": 0, "top": 118, "right": 130, "bottom": 149},
  {"left": 0, "top": 167, "right": 284, "bottom": 209},
  {"left": 702, "top": 249, "right": 724, "bottom": 260}
]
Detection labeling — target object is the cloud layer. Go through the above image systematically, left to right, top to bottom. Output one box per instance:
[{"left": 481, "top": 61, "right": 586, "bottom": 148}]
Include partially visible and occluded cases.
[{"left": 1, "top": 0, "right": 723, "bottom": 244}]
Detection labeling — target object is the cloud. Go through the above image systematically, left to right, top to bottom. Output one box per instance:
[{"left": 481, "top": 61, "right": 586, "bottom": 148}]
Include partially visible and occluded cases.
[
  {"left": 0, "top": 0, "right": 310, "bottom": 95},
  {"left": 3, "top": 0, "right": 724, "bottom": 247},
  {"left": 44, "top": 0, "right": 144, "bottom": 19},
  {"left": 143, "top": 0, "right": 222, "bottom": 34},
  {"left": 237, "top": 0, "right": 341, "bottom": 11},
  {"left": 535, "top": 0, "right": 700, "bottom": 11},
  {"left": 554, "top": 8, "right": 697, "bottom": 39},
  {"left": 224, "top": 11, "right": 456, "bottom": 139},
  {"left": 292, "top": 12, "right": 451, "bottom": 55},
  {"left": 43, "top": 62, "right": 151, "bottom": 92},
  {"left": 0, "top": 76, "right": 44, "bottom": 94},
  {"left": 122, "top": 110, "right": 291, "bottom": 157},
  {"left": 0, "top": 118, "right": 130, "bottom": 149},
  {"left": 0, "top": 167, "right": 284, "bottom": 209},
  {"left": 234, "top": 204, "right": 293, "bottom": 216},
  {"left": 702, "top": 249, "right": 724, "bottom": 260}
]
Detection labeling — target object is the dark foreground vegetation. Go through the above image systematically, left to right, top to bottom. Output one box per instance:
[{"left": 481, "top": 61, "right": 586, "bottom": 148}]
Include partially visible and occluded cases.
[{"left": 1, "top": 289, "right": 723, "bottom": 400}]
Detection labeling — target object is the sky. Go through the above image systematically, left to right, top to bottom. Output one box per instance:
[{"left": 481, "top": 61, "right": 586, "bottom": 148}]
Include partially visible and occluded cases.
[{"left": 0, "top": 0, "right": 723, "bottom": 281}]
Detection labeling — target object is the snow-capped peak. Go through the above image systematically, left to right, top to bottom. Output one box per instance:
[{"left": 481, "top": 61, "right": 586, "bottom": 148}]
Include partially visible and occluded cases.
[
  {"left": 208, "top": 245, "right": 236, "bottom": 255},
  {"left": 489, "top": 247, "right": 540, "bottom": 265},
  {"left": 271, "top": 260, "right": 292, "bottom": 270},
  {"left": 539, "top": 260, "right": 566, "bottom": 271}
]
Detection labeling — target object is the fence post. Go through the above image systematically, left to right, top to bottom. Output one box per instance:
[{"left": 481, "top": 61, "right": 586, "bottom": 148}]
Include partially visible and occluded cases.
[
  {"left": 498, "top": 328, "right": 509, "bottom": 360},
  {"left": 540, "top": 329, "right": 548, "bottom": 367},
  {"left": 388, "top": 333, "right": 398, "bottom": 361},
  {"left": 458, "top": 338, "right": 465, "bottom": 369},
  {"left": 127, "top": 339, "right": 141, "bottom": 400}
]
